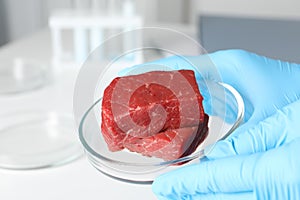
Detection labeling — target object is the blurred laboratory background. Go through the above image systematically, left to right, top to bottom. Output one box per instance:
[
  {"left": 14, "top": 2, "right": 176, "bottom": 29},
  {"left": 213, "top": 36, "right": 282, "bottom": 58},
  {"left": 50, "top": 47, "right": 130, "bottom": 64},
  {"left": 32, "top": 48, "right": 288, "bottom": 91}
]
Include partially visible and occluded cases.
[
  {"left": 0, "top": 0, "right": 300, "bottom": 62},
  {"left": 0, "top": 1, "right": 300, "bottom": 200}
]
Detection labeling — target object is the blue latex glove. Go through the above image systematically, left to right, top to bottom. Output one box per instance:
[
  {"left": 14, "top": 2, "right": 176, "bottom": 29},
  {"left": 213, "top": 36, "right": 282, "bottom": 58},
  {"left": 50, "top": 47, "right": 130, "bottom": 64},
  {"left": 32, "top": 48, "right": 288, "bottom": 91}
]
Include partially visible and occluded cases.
[
  {"left": 133, "top": 50, "right": 300, "bottom": 199},
  {"left": 153, "top": 100, "right": 300, "bottom": 199}
]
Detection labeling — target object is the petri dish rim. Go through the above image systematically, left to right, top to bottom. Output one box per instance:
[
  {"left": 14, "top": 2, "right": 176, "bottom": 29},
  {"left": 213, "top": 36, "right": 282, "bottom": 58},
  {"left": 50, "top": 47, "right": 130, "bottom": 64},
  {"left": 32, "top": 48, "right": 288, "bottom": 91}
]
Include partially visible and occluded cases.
[
  {"left": 0, "top": 58, "right": 50, "bottom": 95},
  {"left": 78, "top": 81, "right": 244, "bottom": 167},
  {"left": 0, "top": 111, "right": 83, "bottom": 170}
]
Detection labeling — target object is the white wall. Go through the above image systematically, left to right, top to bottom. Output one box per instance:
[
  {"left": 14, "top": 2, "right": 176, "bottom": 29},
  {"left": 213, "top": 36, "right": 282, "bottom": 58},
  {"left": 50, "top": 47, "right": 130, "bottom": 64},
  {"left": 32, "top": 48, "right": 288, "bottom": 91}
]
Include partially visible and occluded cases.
[
  {"left": 2, "top": 0, "right": 73, "bottom": 42},
  {"left": 4, "top": 0, "right": 45, "bottom": 41},
  {"left": 135, "top": 0, "right": 158, "bottom": 24},
  {"left": 136, "top": 0, "right": 191, "bottom": 24},
  {"left": 156, "top": 0, "right": 185, "bottom": 23},
  {"left": 196, "top": 0, "right": 300, "bottom": 20}
]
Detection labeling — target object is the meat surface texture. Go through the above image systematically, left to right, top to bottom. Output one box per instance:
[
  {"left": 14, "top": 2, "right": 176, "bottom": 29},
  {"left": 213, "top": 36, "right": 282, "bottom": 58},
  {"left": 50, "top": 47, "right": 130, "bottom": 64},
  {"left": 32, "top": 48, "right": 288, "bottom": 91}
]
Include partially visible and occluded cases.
[{"left": 101, "top": 70, "right": 209, "bottom": 161}]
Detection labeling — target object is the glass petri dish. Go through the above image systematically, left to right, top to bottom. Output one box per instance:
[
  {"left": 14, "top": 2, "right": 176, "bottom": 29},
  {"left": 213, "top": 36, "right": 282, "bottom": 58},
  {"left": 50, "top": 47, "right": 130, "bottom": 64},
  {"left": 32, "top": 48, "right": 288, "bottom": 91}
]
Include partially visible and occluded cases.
[
  {"left": 74, "top": 28, "right": 244, "bottom": 183},
  {"left": 0, "top": 58, "right": 49, "bottom": 94},
  {"left": 79, "top": 81, "right": 244, "bottom": 183},
  {"left": 0, "top": 111, "right": 83, "bottom": 170}
]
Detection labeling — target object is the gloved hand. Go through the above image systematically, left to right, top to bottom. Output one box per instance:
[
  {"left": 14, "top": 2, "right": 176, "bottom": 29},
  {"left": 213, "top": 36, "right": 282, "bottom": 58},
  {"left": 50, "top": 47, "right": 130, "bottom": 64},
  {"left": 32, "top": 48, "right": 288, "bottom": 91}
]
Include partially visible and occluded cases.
[
  {"left": 202, "top": 49, "right": 300, "bottom": 158},
  {"left": 137, "top": 50, "right": 300, "bottom": 199},
  {"left": 153, "top": 99, "right": 300, "bottom": 200}
]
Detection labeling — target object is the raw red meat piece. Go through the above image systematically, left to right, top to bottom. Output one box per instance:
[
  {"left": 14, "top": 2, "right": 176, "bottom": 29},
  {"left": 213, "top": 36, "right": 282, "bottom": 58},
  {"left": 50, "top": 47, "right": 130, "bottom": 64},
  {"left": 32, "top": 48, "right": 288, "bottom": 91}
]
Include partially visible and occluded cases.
[{"left": 101, "top": 70, "right": 209, "bottom": 161}]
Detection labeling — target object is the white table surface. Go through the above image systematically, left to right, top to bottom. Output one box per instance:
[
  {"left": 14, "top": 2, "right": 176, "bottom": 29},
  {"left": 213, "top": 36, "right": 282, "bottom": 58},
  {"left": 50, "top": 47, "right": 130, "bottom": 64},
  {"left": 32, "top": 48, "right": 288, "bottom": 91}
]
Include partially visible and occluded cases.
[{"left": 0, "top": 29, "right": 157, "bottom": 200}]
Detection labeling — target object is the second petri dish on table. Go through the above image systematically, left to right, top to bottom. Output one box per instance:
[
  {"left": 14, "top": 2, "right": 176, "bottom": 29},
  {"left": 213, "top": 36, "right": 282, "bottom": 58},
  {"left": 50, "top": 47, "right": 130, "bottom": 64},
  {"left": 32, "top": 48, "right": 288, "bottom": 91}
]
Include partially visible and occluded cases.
[
  {"left": 0, "top": 58, "right": 49, "bottom": 95},
  {"left": 0, "top": 111, "right": 83, "bottom": 170}
]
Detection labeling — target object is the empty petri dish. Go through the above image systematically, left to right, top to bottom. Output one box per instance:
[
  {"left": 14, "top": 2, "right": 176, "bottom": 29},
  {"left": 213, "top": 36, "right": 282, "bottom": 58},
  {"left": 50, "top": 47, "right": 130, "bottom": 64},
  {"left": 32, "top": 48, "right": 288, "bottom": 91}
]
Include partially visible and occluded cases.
[
  {"left": 0, "top": 58, "right": 49, "bottom": 94},
  {"left": 0, "top": 111, "right": 83, "bottom": 170}
]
